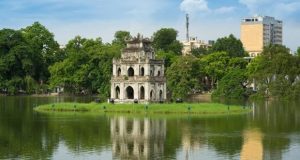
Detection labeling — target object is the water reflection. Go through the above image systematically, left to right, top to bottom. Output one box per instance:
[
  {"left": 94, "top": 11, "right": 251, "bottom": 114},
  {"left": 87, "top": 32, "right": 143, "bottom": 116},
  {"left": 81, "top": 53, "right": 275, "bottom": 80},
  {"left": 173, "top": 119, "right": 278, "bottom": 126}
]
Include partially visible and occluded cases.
[
  {"left": 1, "top": 96, "right": 300, "bottom": 159},
  {"left": 110, "top": 117, "right": 166, "bottom": 159},
  {"left": 240, "top": 128, "right": 263, "bottom": 160}
]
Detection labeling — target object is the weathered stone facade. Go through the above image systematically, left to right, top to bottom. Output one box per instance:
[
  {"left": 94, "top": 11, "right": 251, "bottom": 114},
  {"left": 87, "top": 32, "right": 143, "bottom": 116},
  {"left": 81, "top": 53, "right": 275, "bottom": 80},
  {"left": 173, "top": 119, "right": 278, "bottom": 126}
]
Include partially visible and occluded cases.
[{"left": 110, "top": 35, "right": 166, "bottom": 103}]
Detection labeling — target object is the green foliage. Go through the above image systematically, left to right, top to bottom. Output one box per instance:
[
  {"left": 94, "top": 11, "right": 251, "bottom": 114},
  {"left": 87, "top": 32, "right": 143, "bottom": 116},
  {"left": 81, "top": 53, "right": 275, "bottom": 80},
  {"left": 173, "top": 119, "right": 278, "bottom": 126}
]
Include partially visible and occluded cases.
[
  {"left": 0, "top": 22, "right": 61, "bottom": 95},
  {"left": 21, "top": 22, "right": 60, "bottom": 81},
  {"left": 1, "top": 23, "right": 299, "bottom": 101},
  {"left": 152, "top": 28, "right": 182, "bottom": 55},
  {"left": 112, "top": 30, "right": 131, "bottom": 46},
  {"left": 211, "top": 34, "right": 246, "bottom": 57},
  {"left": 49, "top": 36, "right": 121, "bottom": 96},
  {"left": 247, "top": 44, "right": 300, "bottom": 99},
  {"left": 191, "top": 47, "right": 210, "bottom": 57},
  {"left": 156, "top": 50, "right": 179, "bottom": 68},
  {"left": 200, "top": 52, "right": 230, "bottom": 89},
  {"left": 166, "top": 55, "right": 203, "bottom": 99},
  {"left": 212, "top": 69, "right": 248, "bottom": 99},
  {"left": 269, "top": 75, "right": 292, "bottom": 98},
  {"left": 289, "top": 81, "right": 300, "bottom": 99}
]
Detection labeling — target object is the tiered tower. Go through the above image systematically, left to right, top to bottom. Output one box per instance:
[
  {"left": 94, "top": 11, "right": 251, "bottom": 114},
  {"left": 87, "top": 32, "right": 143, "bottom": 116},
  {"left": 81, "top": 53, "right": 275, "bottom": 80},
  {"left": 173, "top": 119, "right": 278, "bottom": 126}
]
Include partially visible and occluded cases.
[{"left": 110, "top": 34, "right": 166, "bottom": 103}]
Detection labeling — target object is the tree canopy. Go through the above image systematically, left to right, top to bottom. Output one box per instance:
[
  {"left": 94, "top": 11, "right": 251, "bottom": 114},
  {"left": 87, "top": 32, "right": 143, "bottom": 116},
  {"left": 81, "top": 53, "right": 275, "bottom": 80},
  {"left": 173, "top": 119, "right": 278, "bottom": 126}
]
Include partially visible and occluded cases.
[
  {"left": 1, "top": 22, "right": 300, "bottom": 100},
  {"left": 152, "top": 28, "right": 182, "bottom": 55},
  {"left": 112, "top": 30, "right": 131, "bottom": 46},
  {"left": 211, "top": 34, "right": 246, "bottom": 57},
  {"left": 49, "top": 36, "right": 121, "bottom": 97},
  {"left": 247, "top": 44, "right": 300, "bottom": 98},
  {"left": 166, "top": 55, "right": 202, "bottom": 99}
]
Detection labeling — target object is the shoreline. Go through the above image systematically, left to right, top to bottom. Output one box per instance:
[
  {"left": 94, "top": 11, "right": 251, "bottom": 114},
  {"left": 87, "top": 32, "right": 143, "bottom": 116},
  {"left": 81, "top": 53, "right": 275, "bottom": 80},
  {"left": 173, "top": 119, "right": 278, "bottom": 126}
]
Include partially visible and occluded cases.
[{"left": 34, "top": 102, "right": 251, "bottom": 116}]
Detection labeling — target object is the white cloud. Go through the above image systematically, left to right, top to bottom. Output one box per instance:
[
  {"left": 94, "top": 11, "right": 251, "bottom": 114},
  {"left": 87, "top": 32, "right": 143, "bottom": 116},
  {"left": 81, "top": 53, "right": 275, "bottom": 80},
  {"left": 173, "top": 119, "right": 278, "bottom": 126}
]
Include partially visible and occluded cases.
[
  {"left": 180, "top": 0, "right": 210, "bottom": 13},
  {"left": 180, "top": 0, "right": 235, "bottom": 15},
  {"left": 239, "top": 0, "right": 300, "bottom": 16},
  {"left": 214, "top": 6, "right": 236, "bottom": 14}
]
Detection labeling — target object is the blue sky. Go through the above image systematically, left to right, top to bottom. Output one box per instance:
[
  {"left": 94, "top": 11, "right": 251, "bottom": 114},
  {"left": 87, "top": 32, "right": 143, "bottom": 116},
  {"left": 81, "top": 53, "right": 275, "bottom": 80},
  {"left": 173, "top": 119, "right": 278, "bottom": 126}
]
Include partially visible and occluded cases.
[{"left": 0, "top": 0, "right": 299, "bottom": 51}]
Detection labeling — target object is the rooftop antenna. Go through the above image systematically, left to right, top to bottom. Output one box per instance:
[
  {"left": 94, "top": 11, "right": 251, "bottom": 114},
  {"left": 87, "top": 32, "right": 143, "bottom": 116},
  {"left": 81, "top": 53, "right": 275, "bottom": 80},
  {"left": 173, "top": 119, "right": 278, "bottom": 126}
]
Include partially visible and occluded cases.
[{"left": 186, "top": 13, "right": 190, "bottom": 42}]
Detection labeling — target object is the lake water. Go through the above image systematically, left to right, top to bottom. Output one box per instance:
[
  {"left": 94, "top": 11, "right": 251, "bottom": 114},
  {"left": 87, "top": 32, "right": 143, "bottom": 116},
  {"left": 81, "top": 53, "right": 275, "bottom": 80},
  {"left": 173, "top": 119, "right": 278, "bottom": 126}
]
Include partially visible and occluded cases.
[{"left": 0, "top": 96, "right": 299, "bottom": 160}]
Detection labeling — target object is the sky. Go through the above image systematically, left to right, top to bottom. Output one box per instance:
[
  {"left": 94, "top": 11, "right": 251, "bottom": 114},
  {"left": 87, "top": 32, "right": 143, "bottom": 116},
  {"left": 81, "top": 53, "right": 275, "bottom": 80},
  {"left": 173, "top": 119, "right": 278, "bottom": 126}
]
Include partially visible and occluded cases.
[{"left": 0, "top": 0, "right": 299, "bottom": 51}]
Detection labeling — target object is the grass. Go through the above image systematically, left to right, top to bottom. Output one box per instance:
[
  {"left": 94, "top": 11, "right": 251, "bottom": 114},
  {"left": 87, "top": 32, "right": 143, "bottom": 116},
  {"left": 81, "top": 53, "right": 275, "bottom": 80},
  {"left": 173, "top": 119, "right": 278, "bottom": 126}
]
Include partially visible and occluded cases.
[{"left": 34, "top": 102, "right": 251, "bottom": 116}]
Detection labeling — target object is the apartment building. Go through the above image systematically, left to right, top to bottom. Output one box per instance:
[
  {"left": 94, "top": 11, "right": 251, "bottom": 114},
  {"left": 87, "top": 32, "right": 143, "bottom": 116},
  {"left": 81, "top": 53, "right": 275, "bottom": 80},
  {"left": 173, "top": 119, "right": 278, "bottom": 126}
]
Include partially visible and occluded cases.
[{"left": 241, "top": 16, "right": 282, "bottom": 57}]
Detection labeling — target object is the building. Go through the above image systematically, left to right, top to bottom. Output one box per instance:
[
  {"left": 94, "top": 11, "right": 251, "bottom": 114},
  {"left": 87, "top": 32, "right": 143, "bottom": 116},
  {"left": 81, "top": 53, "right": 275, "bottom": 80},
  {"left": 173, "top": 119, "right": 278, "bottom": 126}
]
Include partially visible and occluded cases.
[
  {"left": 182, "top": 14, "right": 212, "bottom": 56},
  {"left": 241, "top": 15, "right": 283, "bottom": 57},
  {"left": 110, "top": 34, "right": 167, "bottom": 103},
  {"left": 182, "top": 37, "right": 212, "bottom": 56},
  {"left": 110, "top": 117, "right": 166, "bottom": 159}
]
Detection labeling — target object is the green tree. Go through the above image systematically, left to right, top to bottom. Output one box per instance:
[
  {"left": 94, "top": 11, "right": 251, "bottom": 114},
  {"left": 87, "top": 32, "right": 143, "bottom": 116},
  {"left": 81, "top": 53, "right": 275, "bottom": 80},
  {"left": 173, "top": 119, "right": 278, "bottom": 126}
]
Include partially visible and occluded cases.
[
  {"left": 22, "top": 22, "right": 60, "bottom": 82},
  {"left": 0, "top": 28, "right": 42, "bottom": 94},
  {"left": 152, "top": 28, "right": 182, "bottom": 55},
  {"left": 112, "top": 30, "right": 131, "bottom": 46},
  {"left": 212, "top": 34, "right": 246, "bottom": 57},
  {"left": 49, "top": 36, "right": 121, "bottom": 97},
  {"left": 247, "top": 44, "right": 300, "bottom": 98},
  {"left": 191, "top": 47, "right": 210, "bottom": 58},
  {"left": 297, "top": 47, "right": 300, "bottom": 56},
  {"left": 156, "top": 50, "right": 179, "bottom": 69},
  {"left": 200, "top": 52, "right": 230, "bottom": 89},
  {"left": 166, "top": 55, "right": 203, "bottom": 99},
  {"left": 212, "top": 69, "right": 248, "bottom": 99}
]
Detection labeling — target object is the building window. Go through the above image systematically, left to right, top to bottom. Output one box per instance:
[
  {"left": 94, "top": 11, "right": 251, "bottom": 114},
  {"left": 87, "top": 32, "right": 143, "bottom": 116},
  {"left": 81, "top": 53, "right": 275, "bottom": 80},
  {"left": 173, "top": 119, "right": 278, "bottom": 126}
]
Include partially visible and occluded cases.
[
  {"left": 128, "top": 67, "right": 134, "bottom": 77},
  {"left": 140, "top": 67, "right": 144, "bottom": 76},
  {"left": 117, "top": 68, "right": 121, "bottom": 76},
  {"left": 157, "top": 71, "right": 161, "bottom": 77},
  {"left": 115, "top": 86, "right": 120, "bottom": 99},
  {"left": 126, "top": 86, "right": 134, "bottom": 99},
  {"left": 140, "top": 86, "right": 145, "bottom": 99},
  {"left": 150, "top": 90, "right": 154, "bottom": 100}
]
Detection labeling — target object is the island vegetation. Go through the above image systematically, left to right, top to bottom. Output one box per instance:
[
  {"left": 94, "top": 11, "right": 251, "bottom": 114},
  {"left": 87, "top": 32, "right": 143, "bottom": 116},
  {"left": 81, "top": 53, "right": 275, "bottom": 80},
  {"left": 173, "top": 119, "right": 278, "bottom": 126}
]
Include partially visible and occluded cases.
[
  {"left": 1, "top": 22, "right": 300, "bottom": 100},
  {"left": 34, "top": 102, "right": 250, "bottom": 115}
]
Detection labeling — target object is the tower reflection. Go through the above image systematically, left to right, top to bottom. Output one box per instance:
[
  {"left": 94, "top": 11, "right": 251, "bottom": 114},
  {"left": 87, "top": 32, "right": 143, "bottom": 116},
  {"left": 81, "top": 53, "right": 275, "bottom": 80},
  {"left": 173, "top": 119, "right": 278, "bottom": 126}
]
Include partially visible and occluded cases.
[{"left": 110, "top": 117, "right": 166, "bottom": 159}]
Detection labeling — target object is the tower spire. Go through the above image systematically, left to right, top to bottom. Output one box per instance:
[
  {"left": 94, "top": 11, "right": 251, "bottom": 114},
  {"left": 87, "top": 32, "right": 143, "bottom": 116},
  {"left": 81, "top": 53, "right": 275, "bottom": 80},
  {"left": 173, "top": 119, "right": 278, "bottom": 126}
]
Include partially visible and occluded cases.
[{"left": 186, "top": 13, "right": 190, "bottom": 42}]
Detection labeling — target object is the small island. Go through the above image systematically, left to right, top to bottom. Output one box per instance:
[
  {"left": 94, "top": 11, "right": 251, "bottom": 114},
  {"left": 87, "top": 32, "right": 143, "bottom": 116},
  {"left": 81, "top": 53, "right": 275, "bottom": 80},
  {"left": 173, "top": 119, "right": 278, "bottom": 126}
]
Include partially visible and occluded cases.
[{"left": 34, "top": 103, "right": 251, "bottom": 115}]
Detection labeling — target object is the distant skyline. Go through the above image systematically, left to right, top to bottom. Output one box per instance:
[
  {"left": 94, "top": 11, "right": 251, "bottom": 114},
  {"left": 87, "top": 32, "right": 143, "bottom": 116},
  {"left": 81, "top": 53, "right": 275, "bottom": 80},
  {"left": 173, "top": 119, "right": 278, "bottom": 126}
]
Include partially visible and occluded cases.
[{"left": 0, "top": 0, "right": 299, "bottom": 51}]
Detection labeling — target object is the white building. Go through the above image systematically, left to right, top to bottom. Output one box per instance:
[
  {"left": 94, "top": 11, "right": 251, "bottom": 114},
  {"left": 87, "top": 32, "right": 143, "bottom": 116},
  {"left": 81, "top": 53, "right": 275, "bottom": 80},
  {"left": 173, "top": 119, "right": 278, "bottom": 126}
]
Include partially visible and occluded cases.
[
  {"left": 110, "top": 34, "right": 167, "bottom": 103},
  {"left": 182, "top": 37, "right": 213, "bottom": 56}
]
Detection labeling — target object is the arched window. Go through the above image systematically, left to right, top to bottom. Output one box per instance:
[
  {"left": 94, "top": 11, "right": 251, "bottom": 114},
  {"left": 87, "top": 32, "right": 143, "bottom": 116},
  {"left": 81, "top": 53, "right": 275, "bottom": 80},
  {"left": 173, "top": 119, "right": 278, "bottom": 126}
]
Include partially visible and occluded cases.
[
  {"left": 128, "top": 67, "right": 134, "bottom": 77},
  {"left": 140, "top": 67, "right": 144, "bottom": 76},
  {"left": 117, "top": 68, "right": 121, "bottom": 76},
  {"left": 157, "top": 71, "right": 161, "bottom": 77},
  {"left": 115, "top": 86, "right": 120, "bottom": 99},
  {"left": 126, "top": 86, "right": 134, "bottom": 99},
  {"left": 140, "top": 86, "right": 145, "bottom": 99},
  {"left": 150, "top": 90, "right": 154, "bottom": 100},
  {"left": 159, "top": 90, "right": 163, "bottom": 101}
]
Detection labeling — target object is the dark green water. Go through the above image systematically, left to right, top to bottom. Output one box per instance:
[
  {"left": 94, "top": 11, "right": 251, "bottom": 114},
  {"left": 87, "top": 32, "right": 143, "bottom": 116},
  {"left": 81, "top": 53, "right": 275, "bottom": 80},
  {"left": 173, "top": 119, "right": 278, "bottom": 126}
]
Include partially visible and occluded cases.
[{"left": 0, "top": 97, "right": 300, "bottom": 160}]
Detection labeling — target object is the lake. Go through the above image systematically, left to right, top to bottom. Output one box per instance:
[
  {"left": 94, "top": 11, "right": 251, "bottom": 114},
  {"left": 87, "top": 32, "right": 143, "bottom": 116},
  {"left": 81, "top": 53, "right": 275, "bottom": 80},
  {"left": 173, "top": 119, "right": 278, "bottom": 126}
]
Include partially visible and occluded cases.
[{"left": 0, "top": 96, "right": 299, "bottom": 160}]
